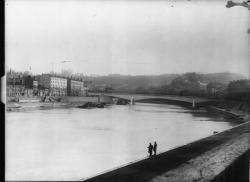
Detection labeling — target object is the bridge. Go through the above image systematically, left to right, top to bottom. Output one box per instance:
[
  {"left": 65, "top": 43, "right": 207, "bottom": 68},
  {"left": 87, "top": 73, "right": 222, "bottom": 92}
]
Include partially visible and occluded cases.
[{"left": 93, "top": 93, "right": 215, "bottom": 107}]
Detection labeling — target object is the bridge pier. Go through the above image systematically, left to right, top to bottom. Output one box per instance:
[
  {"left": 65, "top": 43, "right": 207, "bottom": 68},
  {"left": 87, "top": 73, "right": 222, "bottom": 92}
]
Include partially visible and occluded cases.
[
  {"left": 130, "top": 96, "right": 135, "bottom": 105},
  {"left": 192, "top": 99, "right": 196, "bottom": 108}
]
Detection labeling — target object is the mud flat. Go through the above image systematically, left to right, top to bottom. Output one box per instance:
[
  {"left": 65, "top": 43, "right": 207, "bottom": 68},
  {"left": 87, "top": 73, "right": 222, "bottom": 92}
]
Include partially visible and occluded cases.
[{"left": 84, "top": 121, "right": 250, "bottom": 182}]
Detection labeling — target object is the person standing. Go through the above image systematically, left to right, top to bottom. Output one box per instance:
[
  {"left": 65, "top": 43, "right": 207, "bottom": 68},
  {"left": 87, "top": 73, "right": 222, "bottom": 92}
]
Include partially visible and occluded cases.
[
  {"left": 153, "top": 141, "right": 157, "bottom": 156},
  {"left": 148, "top": 143, "right": 153, "bottom": 158}
]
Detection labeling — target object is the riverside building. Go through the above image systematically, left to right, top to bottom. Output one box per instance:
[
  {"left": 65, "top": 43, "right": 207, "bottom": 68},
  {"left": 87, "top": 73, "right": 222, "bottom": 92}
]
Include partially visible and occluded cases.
[
  {"left": 39, "top": 74, "right": 67, "bottom": 96},
  {"left": 39, "top": 74, "right": 89, "bottom": 96},
  {"left": 6, "top": 75, "right": 25, "bottom": 97},
  {"left": 67, "top": 78, "right": 89, "bottom": 96}
]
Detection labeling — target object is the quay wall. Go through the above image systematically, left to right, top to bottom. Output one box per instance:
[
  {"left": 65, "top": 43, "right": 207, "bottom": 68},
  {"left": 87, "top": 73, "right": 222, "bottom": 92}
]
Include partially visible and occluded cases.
[
  {"left": 8, "top": 96, "right": 111, "bottom": 104},
  {"left": 61, "top": 96, "right": 98, "bottom": 103},
  {"left": 61, "top": 96, "right": 113, "bottom": 105},
  {"left": 136, "top": 98, "right": 195, "bottom": 108},
  {"left": 204, "top": 106, "right": 243, "bottom": 120},
  {"left": 84, "top": 121, "right": 250, "bottom": 182},
  {"left": 211, "top": 150, "right": 249, "bottom": 182}
]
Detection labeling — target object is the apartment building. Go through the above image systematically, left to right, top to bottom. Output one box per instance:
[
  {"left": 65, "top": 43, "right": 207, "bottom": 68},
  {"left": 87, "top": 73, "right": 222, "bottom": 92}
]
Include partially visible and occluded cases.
[
  {"left": 39, "top": 74, "right": 67, "bottom": 96},
  {"left": 67, "top": 78, "right": 88, "bottom": 96}
]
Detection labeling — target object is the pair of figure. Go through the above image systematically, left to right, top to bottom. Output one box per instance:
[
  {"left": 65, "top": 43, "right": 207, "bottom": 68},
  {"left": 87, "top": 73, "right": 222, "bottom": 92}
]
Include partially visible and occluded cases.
[{"left": 148, "top": 141, "right": 157, "bottom": 158}]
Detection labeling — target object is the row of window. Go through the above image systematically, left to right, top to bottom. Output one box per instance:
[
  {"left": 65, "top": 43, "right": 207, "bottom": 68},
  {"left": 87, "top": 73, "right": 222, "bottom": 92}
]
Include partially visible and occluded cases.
[
  {"left": 51, "top": 80, "right": 67, "bottom": 84},
  {"left": 51, "top": 81, "right": 67, "bottom": 84},
  {"left": 71, "top": 81, "right": 83, "bottom": 86},
  {"left": 51, "top": 84, "right": 67, "bottom": 89},
  {"left": 50, "top": 90, "right": 66, "bottom": 96},
  {"left": 7, "top": 92, "right": 25, "bottom": 96}
]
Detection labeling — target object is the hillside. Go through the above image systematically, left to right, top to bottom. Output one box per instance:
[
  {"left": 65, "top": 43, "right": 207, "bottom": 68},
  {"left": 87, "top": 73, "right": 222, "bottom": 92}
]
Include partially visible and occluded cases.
[{"left": 86, "top": 72, "right": 246, "bottom": 92}]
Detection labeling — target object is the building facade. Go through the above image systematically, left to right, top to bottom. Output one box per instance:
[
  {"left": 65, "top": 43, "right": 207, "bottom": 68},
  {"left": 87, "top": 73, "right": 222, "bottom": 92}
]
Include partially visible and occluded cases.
[
  {"left": 7, "top": 73, "right": 90, "bottom": 98},
  {"left": 39, "top": 74, "right": 67, "bottom": 96},
  {"left": 7, "top": 75, "right": 25, "bottom": 97},
  {"left": 23, "top": 75, "right": 34, "bottom": 89},
  {"left": 50, "top": 76, "right": 67, "bottom": 96},
  {"left": 67, "top": 78, "right": 88, "bottom": 96},
  {"left": 7, "top": 85, "right": 25, "bottom": 97}
]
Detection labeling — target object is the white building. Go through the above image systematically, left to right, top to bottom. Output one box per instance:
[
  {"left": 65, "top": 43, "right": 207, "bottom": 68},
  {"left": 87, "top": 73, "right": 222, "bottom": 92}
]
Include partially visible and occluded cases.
[
  {"left": 39, "top": 74, "right": 67, "bottom": 96},
  {"left": 67, "top": 78, "right": 88, "bottom": 96}
]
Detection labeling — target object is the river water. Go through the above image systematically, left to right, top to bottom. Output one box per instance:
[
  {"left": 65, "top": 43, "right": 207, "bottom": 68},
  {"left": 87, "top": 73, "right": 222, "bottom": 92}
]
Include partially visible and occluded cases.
[{"left": 6, "top": 103, "right": 237, "bottom": 181}]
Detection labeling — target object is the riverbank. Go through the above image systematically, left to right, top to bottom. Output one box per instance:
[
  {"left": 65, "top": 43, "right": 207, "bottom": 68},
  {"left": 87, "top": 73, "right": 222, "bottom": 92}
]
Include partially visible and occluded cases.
[
  {"left": 6, "top": 95, "right": 249, "bottom": 181},
  {"left": 6, "top": 96, "right": 99, "bottom": 110},
  {"left": 7, "top": 96, "right": 250, "bottom": 124},
  {"left": 83, "top": 98, "right": 250, "bottom": 181},
  {"left": 137, "top": 98, "right": 250, "bottom": 123},
  {"left": 202, "top": 100, "right": 250, "bottom": 122},
  {"left": 84, "top": 121, "right": 250, "bottom": 182},
  {"left": 148, "top": 128, "right": 249, "bottom": 182}
]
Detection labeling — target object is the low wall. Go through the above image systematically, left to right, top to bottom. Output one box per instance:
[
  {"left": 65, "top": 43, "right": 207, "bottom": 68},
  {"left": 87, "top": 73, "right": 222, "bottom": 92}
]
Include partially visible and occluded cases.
[
  {"left": 61, "top": 96, "right": 98, "bottom": 103},
  {"left": 61, "top": 96, "right": 113, "bottom": 104},
  {"left": 99, "top": 96, "right": 113, "bottom": 104},
  {"left": 136, "top": 98, "right": 193, "bottom": 108},
  {"left": 204, "top": 106, "right": 245, "bottom": 122},
  {"left": 84, "top": 122, "right": 250, "bottom": 182},
  {"left": 211, "top": 150, "right": 249, "bottom": 182}
]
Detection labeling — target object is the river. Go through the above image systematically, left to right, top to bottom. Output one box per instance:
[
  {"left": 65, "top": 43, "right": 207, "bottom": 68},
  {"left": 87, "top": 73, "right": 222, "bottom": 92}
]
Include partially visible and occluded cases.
[{"left": 5, "top": 103, "right": 237, "bottom": 181}]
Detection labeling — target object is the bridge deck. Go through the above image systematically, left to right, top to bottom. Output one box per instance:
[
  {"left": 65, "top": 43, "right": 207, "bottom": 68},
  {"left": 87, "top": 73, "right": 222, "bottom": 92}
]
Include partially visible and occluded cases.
[{"left": 98, "top": 93, "right": 214, "bottom": 104}]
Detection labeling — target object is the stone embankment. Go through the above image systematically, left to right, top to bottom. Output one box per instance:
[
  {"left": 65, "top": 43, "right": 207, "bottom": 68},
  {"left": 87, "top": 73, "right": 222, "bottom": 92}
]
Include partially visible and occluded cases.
[
  {"left": 6, "top": 96, "right": 101, "bottom": 109},
  {"left": 84, "top": 121, "right": 250, "bottom": 182}
]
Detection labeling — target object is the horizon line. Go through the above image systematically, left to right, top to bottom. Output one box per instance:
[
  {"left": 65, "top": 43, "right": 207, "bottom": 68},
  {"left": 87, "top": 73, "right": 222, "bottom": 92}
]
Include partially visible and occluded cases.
[{"left": 6, "top": 69, "right": 247, "bottom": 78}]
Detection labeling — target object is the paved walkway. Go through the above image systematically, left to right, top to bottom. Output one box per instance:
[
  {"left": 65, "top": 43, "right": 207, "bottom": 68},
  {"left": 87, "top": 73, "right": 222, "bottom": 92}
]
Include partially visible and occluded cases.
[{"left": 84, "top": 122, "right": 250, "bottom": 182}]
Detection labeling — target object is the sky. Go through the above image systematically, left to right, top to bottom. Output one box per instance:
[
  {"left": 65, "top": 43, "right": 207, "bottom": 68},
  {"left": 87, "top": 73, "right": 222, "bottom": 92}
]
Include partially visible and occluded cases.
[{"left": 5, "top": 0, "right": 250, "bottom": 77}]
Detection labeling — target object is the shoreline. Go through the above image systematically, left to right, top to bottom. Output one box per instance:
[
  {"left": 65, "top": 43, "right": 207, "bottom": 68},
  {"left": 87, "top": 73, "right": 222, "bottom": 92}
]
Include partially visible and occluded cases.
[
  {"left": 6, "top": 96, "right": 249, "bottom": 181},
  {"left": 7, "top": 96, "right": 250, "bottom": 123},
  {"left": 81, "top": 98, "right": 249, "bottom": 181},
  {"left": 137, "top": 98, "right": 250, "bottom": 123}
]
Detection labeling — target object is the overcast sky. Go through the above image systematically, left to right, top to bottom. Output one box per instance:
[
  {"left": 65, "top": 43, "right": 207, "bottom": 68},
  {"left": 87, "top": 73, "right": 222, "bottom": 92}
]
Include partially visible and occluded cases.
[{"left": 5, "top": 0, "right": 250, "bottom": 77}]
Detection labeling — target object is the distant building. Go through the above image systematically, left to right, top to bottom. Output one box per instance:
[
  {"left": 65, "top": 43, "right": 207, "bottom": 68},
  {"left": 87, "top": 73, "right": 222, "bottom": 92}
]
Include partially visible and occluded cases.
[
  {"left": 7, "top": 71, "right": 90, "bottom": 98},
  {"left": 7, "top": 74, "right": 25, "bottom": 97},
  {"left": 39, "top": 74, "right": 67, "bottom": 96},
  {"left": 7, "top": 75, "right": 23, "bottom": 86},
  {"left": 23, "top": 75, "right": 34, "bottom": 89},
  {"left": 21, "top": 76, "right": 35, "bottom": 97},
  {"left": 67, "top": 78, "right": 89, "bottom": 96},
  {"left": 32, "top": 80, "right": 39, "bottom": 96},
  {"left": 33, "top": 80, "right": 38, "bottom": 88},
  {"left": 207, "top": 82, "right": 227, "bottom": 96},
  {"left": 7, "top": 85, "right": 25, "bottom": 97},
  {"left": 24, "top": 88, "right": 34, "bottom": 97},
  {"left": 38, "top": 89, "right": 49, "bottom": 97}
]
